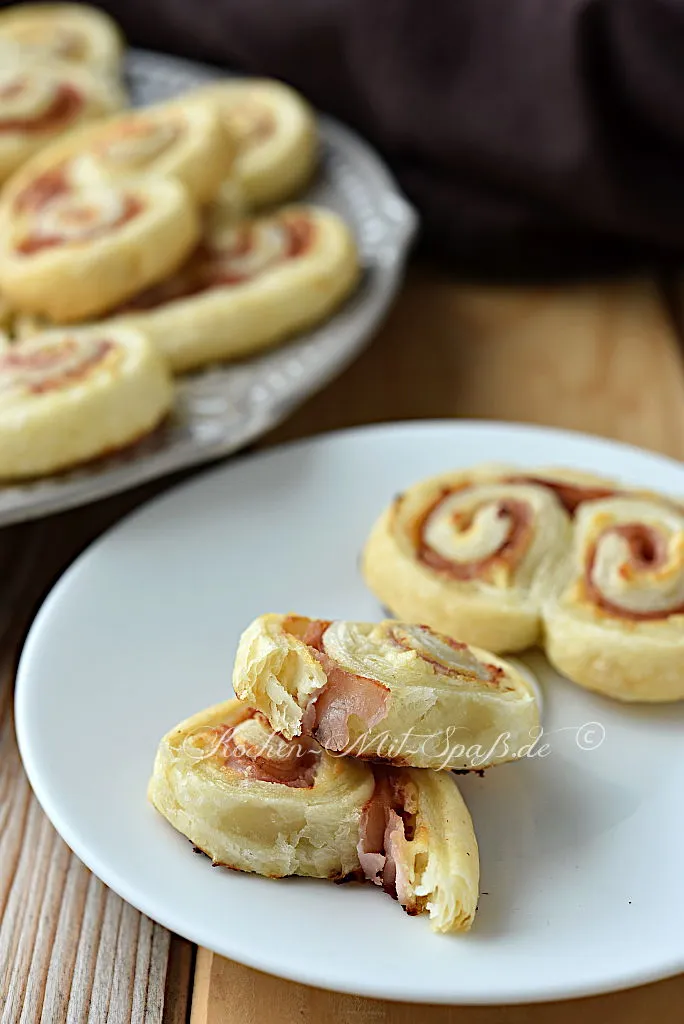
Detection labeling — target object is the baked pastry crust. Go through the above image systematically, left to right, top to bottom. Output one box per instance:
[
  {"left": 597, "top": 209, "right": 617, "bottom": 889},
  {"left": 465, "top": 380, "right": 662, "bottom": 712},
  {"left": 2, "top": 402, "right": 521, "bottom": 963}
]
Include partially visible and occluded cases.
[
  {"left": 0, "top": 4, "right": 123, "bottom": 78},
  {"left": 0, "top": 61, "right": 125, "bottom": 184},
  {"left": 189, "top": 79, "right": 317, "bottom": 208},
  {"left": 2, "top": 96, "right": 233, "bottom": 205},
  {"left": 0, "top": 176, "right": 199, "bottom": 322},
  {"left": 105, "top": 203, "right": 360, "bottom": 372},
  {"left": 0, "top": 323, "right": 172, "bottom": 478},
  {"left": 362, "top": 464, "right": 577, "bottom": 652},
  {"left": 543, "top": 494, "right": 684, "bottom": 701},
  {"left": 233, "top": 613, "right": 540, "bottom": 769},
  {"left": 149, "top": 698, "right": 479, "bottom": 932},
  {"left": 149, "top": 698, "right": 375, "bottom": 879},
  {"left": 357, "top": 765, "right": 479, "bottom": 933}
]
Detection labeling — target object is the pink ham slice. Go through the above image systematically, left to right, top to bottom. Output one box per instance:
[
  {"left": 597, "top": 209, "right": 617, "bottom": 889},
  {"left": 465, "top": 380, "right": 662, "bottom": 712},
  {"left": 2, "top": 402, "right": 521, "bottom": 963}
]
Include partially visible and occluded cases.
[
  {"left": 585, "top": 523, "right": 684, "bottom": 621},
  {"left": 282, "top": 617, "right": 390, "bottom": 752},
  {"left": 214, "top": 710, "right": 320, "bottom": 788},
  {"left": 357, "top": 769, "right": 418, "bottom": 911}
]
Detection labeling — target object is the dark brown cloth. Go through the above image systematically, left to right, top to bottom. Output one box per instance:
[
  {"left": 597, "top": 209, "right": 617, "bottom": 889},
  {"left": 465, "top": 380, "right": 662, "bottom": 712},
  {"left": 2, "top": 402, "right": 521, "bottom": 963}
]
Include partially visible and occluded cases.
[{"left": 96, "top": 0, "right": 684, "bottom": 279}]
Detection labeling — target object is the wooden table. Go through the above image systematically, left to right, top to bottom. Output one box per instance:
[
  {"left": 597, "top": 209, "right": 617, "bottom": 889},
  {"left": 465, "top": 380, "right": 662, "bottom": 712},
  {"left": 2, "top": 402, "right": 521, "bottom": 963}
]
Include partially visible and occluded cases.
[{"left": 2, "top": 267, "right": 683, "bottom": 1023}]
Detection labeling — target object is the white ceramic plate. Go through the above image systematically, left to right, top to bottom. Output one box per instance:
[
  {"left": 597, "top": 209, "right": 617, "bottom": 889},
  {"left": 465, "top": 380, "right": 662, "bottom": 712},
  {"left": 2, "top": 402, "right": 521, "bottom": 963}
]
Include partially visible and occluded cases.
[
  {"left": 0, "top": 50, "right": 416, "bottom": 528},
  {"left": 15, "top": 422, "right": 684, "bottom": 1005}
]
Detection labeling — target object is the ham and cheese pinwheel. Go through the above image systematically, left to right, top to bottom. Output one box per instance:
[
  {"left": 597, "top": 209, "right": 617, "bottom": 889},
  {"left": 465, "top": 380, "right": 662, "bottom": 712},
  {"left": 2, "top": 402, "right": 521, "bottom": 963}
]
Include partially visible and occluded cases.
[
  {"left": 0, "top": 4, "right": 123, "bottom": 78},
  {"left": 0, "top": 62, "right": 124, "bottom": 184},
  {"left": 189, "top": 79, "right": 317, "bottom": 208},
  {"left": 3, "top": 97, "right": 233, "bottom": 206},
  {"left": 0, "top": 175, "right": 199, "bottom": 322},
  {"left": 104, "top": 203, "right": 360, "bottom": 372},
  {"left": 0, "top": 324, "right": 172, "bottom": 479},
  {"left": 362, "top": 466, "right": 576, "bottom": 652},
  {"left": 544, "top": 495, "right": 684, "bottom": 701},
  {"left": 233, "top": 614, "right": 540, "bottom": 770},
  {"left": 149, "top": 698, "right": 479, "bottom": 933}
]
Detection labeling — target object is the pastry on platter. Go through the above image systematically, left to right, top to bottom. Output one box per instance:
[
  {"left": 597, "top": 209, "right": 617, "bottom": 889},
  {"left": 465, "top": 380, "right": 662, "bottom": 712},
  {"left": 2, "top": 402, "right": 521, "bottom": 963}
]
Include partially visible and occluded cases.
[
  {"left": 0, "top": 4, "right": 123, "bottom": 78},
  {"left": 0, "top": 62, "right": 125, "bottom": 184},
  {"left": 190, "top": 79, "right": 317, "bottom": 208},
  {"left": 3, "top": 97, "right": 233, "bottom": 206},
  {"left": 0, "top": 176, "right": 199, "bottom": 322},
  {"left": 105, "top": 203, "right": 360, "bottom": 372},
  {"left": 0, "top": 324, "right": 172, "bottom": 479},
  {"left": 362, "top": 465, "right": 574, "bottom": 652},
  {"left": 543, "top": 494, "right": 684, "bottom": 701},
  {"left": 233, "top": 614, "right": 540, "bottom": 769},
  {"left": 149, "top": 698, "right": 479, "bottom": 933}
]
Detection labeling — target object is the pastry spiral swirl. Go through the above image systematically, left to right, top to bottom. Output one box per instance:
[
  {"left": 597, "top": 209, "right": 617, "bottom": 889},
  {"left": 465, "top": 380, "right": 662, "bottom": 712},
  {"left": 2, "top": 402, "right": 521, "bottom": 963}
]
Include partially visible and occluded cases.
[
  {"left": 0, "top": 4, "right": 123, "bottom": 77},
  {"left": 0, "top": 63, "right": 124, "bottom": 184},
  {"left": 188, "top": 79, "right": 317, "bottom": 207},
  {"left": 0, "top": 175, "right": 199, "bottom": 322},
  {"left": 105, "top": 203, "right": 360, "bottom": 372},
  {"left": 0, "top": 324, "right": 172, "bottom": 479},
  {"left": 362, "top": 465, "right": 575, "bottom": 652},
  {"left": 544, "top": 495, "right": 684, "bottom": 701},
  {"left": 233, "top": 613, "right": 540, "bottom": 769},
  {"left": 149, "top": 698, "right": 479, "bottom": 933}
]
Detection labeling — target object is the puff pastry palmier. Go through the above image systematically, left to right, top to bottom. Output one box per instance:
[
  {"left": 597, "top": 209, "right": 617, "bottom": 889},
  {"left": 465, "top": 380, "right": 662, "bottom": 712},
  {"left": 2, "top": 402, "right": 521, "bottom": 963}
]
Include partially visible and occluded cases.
[
  {"left": 0, "top": 4, "right": 123, "bottom": 78},
  {"left": 0, "top": 62, "right": 124, "bottom": 184},
  {"left": 190, "top": 79, "right": 317, "bottom": 207},
  {"left": 3, "top": 97, "right": 232, "bottom": 206},
  {"left": 0, "top": 176, "right": 199, "bottom": 322},
  {"left": 105, "top": 203, "right": 359, "bottom": 372},
  {"left": 0, "top": 324, "right": 172, "bottom": 479},
  {"left": 362, "top": 466, "right": 573, "bottom": 652},
  {"left": 543, "top": 494, "right": 684, "bottom": 701},
  {"left": 233, "top": 614, "right": 540, "bottom": 770},
  {"left": 149, "top": 698, "right": 479, "bottom": 932}
]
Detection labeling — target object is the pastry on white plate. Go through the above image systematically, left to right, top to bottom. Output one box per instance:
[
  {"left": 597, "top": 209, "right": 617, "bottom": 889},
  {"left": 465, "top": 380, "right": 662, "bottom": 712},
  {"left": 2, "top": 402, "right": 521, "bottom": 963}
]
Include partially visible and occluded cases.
[
  {"left": 0, "top": 4, "right": 123, "bottom": 78},
  {"left": 0, "top": 61, "right": 125, "bottom": 185},
  {"left": 189, "top": 78, "right": 317, "bottom": 208},
  {"left": 0, "top": 175, "right": 199, "bottom": 322},
  {"left": 105, "top": 203, "right": 359, "bottom": 372},
  {"left": 0, "top": 324, "right": 172, "bottom": 479},
  {"left": 362, "top": 464, "right": 576, "bottom": 653},
  {"left": 543, "top": 494, "right": 684, "bottom": 702},
  {"left": 233, "top": 614, "right": 540, "bottom": 769},
  {"left": 149, "top": 698, "right": 479, "bottom": 933}
]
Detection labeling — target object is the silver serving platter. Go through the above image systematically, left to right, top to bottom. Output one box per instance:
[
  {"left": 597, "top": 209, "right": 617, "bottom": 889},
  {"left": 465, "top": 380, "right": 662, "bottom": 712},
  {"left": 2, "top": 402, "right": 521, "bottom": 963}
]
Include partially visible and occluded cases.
[{"left": 0, "top": 50, "right": 417, "bottom": 527}]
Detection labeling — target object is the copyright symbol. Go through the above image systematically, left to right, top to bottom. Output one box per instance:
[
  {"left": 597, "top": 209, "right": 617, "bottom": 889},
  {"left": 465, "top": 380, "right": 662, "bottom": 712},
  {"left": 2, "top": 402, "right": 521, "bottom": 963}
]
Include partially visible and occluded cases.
[{"left": 576, "top": 722, "right": 606, "bottom": 751}]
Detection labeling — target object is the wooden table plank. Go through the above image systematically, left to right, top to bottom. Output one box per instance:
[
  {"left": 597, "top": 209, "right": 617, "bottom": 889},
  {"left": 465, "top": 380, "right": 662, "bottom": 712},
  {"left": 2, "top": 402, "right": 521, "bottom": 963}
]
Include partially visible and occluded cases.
[
  {"left": 2, "top": 269, "right": 684, "bottom": 1022},
  {"left": 193, "top": 272, "right": 684, "bottom": 1023},
  {"left": 0, "top": 505, "right": 194, "bottom": 1024},
  {"left": 191, "top": 956, "right": 684, "bottom": 1024}
]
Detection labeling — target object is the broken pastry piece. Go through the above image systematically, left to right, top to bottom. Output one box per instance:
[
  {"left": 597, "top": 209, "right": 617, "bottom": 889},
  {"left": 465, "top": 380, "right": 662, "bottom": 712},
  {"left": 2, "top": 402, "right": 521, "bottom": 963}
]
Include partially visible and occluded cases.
[
  {"left": 233, "top": 614, "right": 540, "bottom": 769},
  {"left": 149, "top": 698, "right": 479, "bottom": 933}
]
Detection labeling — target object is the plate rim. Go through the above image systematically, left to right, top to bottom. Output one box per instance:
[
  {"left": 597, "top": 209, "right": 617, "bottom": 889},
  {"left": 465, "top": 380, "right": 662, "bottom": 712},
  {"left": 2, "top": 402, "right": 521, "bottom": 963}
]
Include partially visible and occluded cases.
[{"left": 14, "top": 419, "right": 684, "bottom": 1004}]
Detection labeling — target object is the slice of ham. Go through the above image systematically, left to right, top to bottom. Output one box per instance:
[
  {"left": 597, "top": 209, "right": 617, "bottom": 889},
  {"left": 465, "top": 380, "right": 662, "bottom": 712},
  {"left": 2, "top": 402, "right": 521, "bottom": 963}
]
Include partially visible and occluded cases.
[
  {"left": 0, "top": 83, "right": 83, "bottom": 133},
  {"left": 14, "top": 167, "right": 71, "bottom": 213},
  {"left": 17, "top": 195, "right": 142, "bottom": 255},
  {"left": 115, "top": 215, "right": 314, "bottom": 313},
  {"left": 0, "top": 338, "right": 114, "bottom": 395},
  {"left": 507, "top": 476, "right": 615, "bottom": 515},
  {"left": 417, "top": 491, "right": 533, "bottom": 579},
  {"left": 585, "top": 523, "right": 684, "bottom": 621},
  {"left": 282, "top": 616, "right": 390, "bottom": 752},
  {"left": 214, "top": 710, "right": 320, "bottom": 788},
  {"left": 357, "top": 769, "right": 418, "bottom": 911}
]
